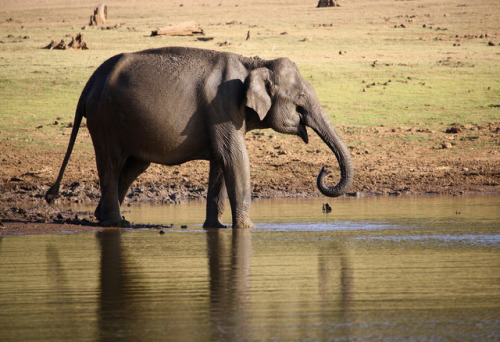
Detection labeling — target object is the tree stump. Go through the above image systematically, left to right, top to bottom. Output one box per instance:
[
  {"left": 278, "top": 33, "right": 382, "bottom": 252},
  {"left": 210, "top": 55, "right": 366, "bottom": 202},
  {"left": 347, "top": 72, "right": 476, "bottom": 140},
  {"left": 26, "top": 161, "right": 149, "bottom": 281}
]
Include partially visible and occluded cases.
[
  {"left": 89, "top": 4, "right": 107, "bottom": 26},
  {"left": 43, "top": 33, "right": 88, "bottom": 50},
  {"left": 68, "top": 33, "right": 88, "bottom": 49}
]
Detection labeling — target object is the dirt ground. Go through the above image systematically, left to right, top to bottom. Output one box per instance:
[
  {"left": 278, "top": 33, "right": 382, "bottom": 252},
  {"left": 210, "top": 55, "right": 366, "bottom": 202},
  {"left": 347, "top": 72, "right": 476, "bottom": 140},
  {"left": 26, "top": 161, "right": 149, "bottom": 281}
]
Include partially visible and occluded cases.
[{"left": 1, "top": 121, "right": 498, "bottom": 234}]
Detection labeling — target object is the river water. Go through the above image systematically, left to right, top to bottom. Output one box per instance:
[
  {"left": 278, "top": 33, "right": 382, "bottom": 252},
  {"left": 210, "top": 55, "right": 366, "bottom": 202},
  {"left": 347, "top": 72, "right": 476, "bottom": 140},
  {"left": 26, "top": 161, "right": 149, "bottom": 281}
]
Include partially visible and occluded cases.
[{"left": 0, "top": 195, "right": 499, "bottom": 341}]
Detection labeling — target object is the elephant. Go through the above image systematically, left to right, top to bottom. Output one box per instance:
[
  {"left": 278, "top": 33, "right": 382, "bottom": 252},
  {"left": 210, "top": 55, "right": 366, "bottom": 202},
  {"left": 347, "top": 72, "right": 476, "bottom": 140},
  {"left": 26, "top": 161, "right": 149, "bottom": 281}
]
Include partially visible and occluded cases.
[{"left": 45, "top": 46, "right": 354, "bottom": 228}]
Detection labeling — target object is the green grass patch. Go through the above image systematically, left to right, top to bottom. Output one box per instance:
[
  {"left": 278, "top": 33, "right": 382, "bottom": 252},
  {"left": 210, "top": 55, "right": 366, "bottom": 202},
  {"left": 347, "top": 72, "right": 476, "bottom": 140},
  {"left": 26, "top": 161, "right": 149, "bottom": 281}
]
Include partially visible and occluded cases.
[{"left": 0, "top": 0, "right": 498, "bottom": 152}]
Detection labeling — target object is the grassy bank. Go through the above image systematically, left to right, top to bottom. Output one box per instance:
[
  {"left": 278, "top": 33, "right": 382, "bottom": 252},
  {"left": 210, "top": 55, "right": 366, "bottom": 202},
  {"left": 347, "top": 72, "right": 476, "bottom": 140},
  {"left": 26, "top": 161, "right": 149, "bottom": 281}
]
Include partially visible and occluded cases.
[{"left": 0, "top": 0, "right": 498, "bottom": 149}]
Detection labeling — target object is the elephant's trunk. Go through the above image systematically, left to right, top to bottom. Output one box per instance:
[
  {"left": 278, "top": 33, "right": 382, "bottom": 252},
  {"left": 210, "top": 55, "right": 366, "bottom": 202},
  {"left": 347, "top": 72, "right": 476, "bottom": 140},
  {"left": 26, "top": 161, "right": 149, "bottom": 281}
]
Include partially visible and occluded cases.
[{"left": 307, "top": 111, "right": 354, "bottom": 197}]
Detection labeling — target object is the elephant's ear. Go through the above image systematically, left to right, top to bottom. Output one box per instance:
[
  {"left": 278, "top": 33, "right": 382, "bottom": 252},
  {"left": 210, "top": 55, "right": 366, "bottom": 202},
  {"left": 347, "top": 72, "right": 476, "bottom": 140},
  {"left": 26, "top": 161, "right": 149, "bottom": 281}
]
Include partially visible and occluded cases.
[{"left": 245, "top": 68, "right": 272, "bottom": 121}]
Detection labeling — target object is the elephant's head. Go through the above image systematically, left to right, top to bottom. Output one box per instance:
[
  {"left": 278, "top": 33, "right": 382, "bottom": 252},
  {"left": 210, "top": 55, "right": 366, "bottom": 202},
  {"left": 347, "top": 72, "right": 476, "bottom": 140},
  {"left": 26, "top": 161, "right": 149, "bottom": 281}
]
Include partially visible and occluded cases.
[{"left": 245, "top": 58, "right": 354, "bottom": 197}]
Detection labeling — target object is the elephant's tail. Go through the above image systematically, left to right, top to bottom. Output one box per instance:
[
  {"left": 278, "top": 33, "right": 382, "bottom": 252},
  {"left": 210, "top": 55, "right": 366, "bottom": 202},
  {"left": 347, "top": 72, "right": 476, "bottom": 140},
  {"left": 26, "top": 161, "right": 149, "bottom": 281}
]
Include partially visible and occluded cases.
[{"left": 45, "top": 92, "right": 87, "bottom": 204}]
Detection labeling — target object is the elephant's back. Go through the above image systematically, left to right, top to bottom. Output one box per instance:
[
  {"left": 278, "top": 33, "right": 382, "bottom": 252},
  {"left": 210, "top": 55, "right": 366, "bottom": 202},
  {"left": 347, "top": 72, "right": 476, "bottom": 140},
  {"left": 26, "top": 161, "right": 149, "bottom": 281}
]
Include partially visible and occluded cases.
[
  {"left": 101, "top": 48, "right": 212, "bottom": 101},
  {"left": 87, "top": 49, "right": 213, "bottom": 165}
]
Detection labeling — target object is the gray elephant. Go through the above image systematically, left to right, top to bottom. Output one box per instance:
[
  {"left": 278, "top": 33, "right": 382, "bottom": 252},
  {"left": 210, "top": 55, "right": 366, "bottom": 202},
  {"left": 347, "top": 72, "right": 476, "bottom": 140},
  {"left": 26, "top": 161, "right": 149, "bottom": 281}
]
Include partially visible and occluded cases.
[{"left": 46, "top": 47, "right": 353, "bottom": 228}]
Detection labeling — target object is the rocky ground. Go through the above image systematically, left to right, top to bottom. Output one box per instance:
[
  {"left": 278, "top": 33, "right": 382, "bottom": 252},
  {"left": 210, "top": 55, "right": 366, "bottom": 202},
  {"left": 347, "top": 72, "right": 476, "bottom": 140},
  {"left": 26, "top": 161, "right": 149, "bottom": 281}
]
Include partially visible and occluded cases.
[{"left": 1, "top": 122, "right": 498, "bottom": 234}]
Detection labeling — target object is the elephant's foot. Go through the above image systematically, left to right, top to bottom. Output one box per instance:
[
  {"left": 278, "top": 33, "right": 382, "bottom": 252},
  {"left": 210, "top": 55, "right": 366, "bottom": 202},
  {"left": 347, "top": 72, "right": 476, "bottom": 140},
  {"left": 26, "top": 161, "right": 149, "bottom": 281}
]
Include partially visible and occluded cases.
[
  {"left": 95, "top": 203, "right": 129, "bottom": 227},
  {"left": 99, "top": 217, "right": 131, "bottom": 228},
  {"left": 232, "top": 217, "right": 256, "bottom": 229},
  {"left": 203, "top": 219, "right": 227, "bottom": 229}
]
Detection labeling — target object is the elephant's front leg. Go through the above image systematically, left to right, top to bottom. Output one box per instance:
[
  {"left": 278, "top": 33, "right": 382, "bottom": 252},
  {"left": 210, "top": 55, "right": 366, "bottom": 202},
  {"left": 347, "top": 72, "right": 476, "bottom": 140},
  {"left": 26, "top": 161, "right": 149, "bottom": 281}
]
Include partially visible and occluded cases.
[
  {"left": 220, "top": 134, "right": 255, "bottom": 229},
  {"left": 204, "top": 159, "right": 227, "bottom": 228}
]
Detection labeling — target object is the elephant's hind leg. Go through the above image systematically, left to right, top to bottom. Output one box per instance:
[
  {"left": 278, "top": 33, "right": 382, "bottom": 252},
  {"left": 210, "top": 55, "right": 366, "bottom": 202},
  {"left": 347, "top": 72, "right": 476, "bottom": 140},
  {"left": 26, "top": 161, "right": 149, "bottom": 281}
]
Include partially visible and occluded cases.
[
  {"left": 94, "top": 151, "right": 128, "bottom": 227},
  {"left": 118, "top": 157, "right": 150, "bottom": 205}
]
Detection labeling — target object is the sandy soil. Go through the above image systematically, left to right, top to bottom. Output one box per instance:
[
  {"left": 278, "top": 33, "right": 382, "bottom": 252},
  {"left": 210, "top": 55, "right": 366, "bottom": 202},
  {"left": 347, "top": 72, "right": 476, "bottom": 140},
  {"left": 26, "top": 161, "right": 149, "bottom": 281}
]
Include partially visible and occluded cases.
[{"left": 1, "top": 121, "right": 498, "bottom": 235}]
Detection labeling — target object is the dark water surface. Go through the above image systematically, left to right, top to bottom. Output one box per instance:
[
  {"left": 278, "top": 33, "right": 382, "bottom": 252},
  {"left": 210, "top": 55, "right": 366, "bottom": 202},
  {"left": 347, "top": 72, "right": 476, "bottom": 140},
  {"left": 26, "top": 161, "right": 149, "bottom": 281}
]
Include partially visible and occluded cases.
[{"left": 1, "top": 195, "right": 499, "bottom": 341}]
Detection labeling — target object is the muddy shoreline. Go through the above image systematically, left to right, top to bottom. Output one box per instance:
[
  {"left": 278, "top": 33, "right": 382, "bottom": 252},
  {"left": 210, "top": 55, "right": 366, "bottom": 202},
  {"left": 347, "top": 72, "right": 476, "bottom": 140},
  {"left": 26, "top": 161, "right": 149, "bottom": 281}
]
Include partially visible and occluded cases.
[
  {"left": 1, "top": 123, "right": 499, "bottom": 234},
  {"left": 1, "top": 190, "right": 498, "bottom": 236}
]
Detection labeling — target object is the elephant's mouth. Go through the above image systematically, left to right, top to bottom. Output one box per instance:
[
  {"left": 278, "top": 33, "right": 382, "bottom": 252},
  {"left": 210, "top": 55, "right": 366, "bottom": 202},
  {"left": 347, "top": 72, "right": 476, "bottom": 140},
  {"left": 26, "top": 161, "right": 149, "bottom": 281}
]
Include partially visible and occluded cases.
[{"left": 298, "top": 123, "right": 309, "bottom": 143}]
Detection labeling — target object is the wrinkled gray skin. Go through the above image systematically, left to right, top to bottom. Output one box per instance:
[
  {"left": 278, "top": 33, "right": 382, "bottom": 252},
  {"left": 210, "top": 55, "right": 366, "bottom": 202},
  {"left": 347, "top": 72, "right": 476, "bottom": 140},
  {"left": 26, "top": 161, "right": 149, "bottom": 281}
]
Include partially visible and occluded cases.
[{"left": 46, "top": 47, "right": 353, "bottom": 228}]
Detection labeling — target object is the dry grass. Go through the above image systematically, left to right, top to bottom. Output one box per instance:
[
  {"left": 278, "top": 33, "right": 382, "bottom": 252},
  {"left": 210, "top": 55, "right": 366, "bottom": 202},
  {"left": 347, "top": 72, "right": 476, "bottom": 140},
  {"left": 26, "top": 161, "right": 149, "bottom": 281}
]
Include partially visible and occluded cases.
[{"left": 0, "top": 0, "right": 499, "bottom": 148}]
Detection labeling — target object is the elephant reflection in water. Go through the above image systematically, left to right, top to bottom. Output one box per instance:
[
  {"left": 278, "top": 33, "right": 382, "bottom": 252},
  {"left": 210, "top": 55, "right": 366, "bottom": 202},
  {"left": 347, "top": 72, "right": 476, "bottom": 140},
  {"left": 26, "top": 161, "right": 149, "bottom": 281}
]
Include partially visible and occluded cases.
[
  {"left": 95, "top": 229, "right": 252, "bottom": 341},
  {"left": 206, "top": 229, "right": 252, "bottom": 340},
  {"left": 95, "top": 230, "right": 353, "bottom": 340},
  {"left": 96, "top": 230, "right": 129, "bottom": 342},
  {"left": 97, "top": 231, "right": 127, "bottom": 322},
  {"left": 206, "top": 231, "right": 355, "bottom": 340},
  {"left": 318, "top": 240, "right": 354, "bottom": 338}
]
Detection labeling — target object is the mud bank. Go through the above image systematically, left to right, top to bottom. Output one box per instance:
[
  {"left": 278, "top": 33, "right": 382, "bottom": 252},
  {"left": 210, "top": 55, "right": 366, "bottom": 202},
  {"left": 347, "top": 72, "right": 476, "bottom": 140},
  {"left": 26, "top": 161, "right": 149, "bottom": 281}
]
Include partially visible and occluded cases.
[{"left": 1, "top": 124, "right": 499, "bottom": 234}]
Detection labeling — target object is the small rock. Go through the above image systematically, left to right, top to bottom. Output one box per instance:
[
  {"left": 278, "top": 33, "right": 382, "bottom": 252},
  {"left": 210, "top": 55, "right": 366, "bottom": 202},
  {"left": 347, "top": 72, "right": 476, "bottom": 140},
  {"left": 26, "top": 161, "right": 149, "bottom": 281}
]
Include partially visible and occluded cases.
[
  {"left": 217, "top": 40, "right": 231, "bottom": 46},
  {"left": 446, "top": 127, "right": 462, "bottom": 134},
  {"left": 442, "top": 142, "right": 453, "bottom": 149}
]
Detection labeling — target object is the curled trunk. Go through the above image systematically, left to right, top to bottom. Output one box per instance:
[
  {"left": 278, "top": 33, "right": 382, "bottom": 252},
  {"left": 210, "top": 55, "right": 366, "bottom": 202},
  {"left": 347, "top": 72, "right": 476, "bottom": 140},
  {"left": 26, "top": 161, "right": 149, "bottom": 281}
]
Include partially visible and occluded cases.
[{"left": 308, "top": 112, "right": 354, "bottom": 197}]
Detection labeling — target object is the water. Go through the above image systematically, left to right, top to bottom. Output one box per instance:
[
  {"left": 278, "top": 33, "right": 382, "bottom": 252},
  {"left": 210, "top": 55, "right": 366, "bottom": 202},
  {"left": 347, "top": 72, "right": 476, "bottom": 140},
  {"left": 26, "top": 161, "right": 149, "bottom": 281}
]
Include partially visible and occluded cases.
[{"left": 0, "top": 195, "right": 499, "bottom": 341}]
